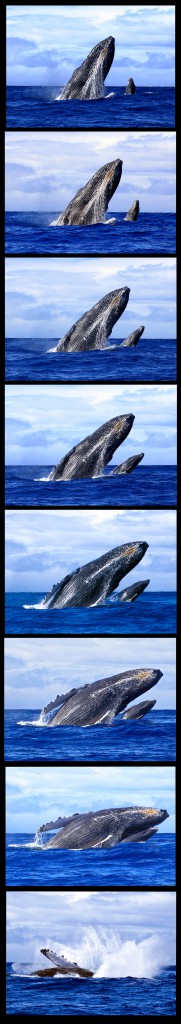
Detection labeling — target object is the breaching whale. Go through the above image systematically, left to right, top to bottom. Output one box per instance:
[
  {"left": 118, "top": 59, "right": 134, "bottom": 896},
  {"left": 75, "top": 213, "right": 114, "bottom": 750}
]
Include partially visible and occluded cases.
[
  {"left": 59, "top": 37, "right": 115, "bottom": 100},
  {"left": 125, "top": 77, "right": 136, "bottom": 95},
  {"left": 50, "top": 159, "right": 122, "bottom": 226},
  {"left": 124, "top": 200, "right": 139, "bottom": 221},
  {"left": 55, "top": 286, "right": 130, "bottom": 352},
  {"left": 120, "top": 325, "right": 145, "bottom": 348},
  {"left": 48, "top": 414, "right": 134, "bottom": 480},
  {"left": 111, "top": 453, "right": 144, "bottom": 475},
  {"left": 42, "top": 541, "right": 148, "bottom": 609},
  {"left": 110, "top": 580, "right": 150, "bottom": 603},
  {"left": 42, "top": 667, "right": 162, "bottom": 726},
  {"left": 122, "top": 699, "right": 156, "bottom": 720},
  {"left": 38, "top": 806, "right": 168, "bottom": 848},
  {"left": 32, "top": 949, "right": 94, "bottom": 979}
]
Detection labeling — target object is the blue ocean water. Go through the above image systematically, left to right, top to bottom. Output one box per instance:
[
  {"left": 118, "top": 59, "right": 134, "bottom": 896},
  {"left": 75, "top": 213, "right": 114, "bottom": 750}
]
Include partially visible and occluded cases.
[
  {"left": 6, "top": 86, "right": 175, "bottom": 129},
  {"left": 5, "top": 212, "right": 176, "bottom": 255},
  {"left": 5, "top": 337, "right": 177, "bottom": 383},
  {"left": 5, "top": 465, "right": 177, "bottom": 508},
  {"left": 5, "top": 592, "right": 177, "bottom": 636},
  {"left": 4, "top": 709, "right": 176, "bottom": 763},
  {"left": 6, "top": 833, "right": 175, "bottom": 887},
  {"left": 6, "top": 965, "right": 176, "bottom": 1016}
]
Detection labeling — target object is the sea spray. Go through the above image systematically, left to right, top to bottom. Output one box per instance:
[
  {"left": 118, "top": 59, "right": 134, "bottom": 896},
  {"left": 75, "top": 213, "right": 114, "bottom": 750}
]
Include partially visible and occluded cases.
[{"left": 12, "top": 928, "right": 173, "bottom": 980}]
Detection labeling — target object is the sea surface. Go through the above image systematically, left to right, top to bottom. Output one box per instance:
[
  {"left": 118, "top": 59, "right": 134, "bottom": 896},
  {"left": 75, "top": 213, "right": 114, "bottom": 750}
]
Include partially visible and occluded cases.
[
  {"left": 6, "top": 86, "right": 175, "bottom": 129},
  {"left": 5, "top": 212, "right": 176, "bottom": 255},
  {"left": 5, "top": 337, "right": 177, "bottom": 383},
  {"left": 5, "top": 465, "right": 177, "bottom": 508},
  {"left": 5, "top": 592, "right": 177, "bottom": 636},
  {"left": 4, "top": 709, "right": 176, "bottom": 764},
  {"left": 6, "top": 833, "right": 175, "bottom": 887},
  {"left": 6, "top": 965, "right": 176, "bottom": 1016}
]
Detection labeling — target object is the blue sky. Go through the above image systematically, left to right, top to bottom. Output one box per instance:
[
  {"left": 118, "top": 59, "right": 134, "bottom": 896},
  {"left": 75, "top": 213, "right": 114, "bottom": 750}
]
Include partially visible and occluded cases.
[
  {"left": 6, "top": 6, "right": 175, "bottom": 86},
  {"left": 5, "top": 132, "right": 176, "bottom": 213},
  {"left": 5, "top": 257, "right": 176, "bottom": 340},
  {"left": 5, "top": 384, "right": 177, "bottom": 466},
  {"left": 5, "top": 510, "right": 176, "bottom": 592},
  {"left": 4, "top": 636, "right": 176, "bottom": 711},
  {"left": 6, "top": 766, "right": 175, "bottom": 833},
  {"left": 7, "top": 891, "right": 176, "bottom": 972}
]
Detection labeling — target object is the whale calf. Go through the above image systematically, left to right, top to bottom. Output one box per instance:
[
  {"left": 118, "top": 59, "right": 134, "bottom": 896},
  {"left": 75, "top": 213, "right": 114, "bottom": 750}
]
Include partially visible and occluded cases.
[
  {"left": 59, "top": 36, "right": 115, "bottom": 100},
  {"left": 125, "top": 77, "right": 136, "bottom": 95},
  {"left": 50, "top": 159, "right": 122, "bottom": 226},
  {"left": 124, "top": 200, "right": 139, "bottom": 221},
  {"left": 55, "top": 286, "right": 130, "bottom": 352},
  {"left": 120, "top": 325, "right": 145, "bottom": 348},
  {"left": 49, "top": 414, "right": 134, "bottom": 480},
  {"left": 111, "top": 453, "right": 144, "bottom": 475},
  {"left": 42, "top": 541, "right": 148, "bottom": 609},
  {"left": 110, "top": 580, "right": 150, "bottom": 603},
  {"left": 42, "top": 667, "right": 162, "bottom": 726},
  {"left": 122, "top": 699, "right": 156, "bottom": 720},
  {"left": 38, "top": 806, "right": 168, "bottom": 848},
  {"left": 32, "top": 949, "right": 94, "bottom": 979}
]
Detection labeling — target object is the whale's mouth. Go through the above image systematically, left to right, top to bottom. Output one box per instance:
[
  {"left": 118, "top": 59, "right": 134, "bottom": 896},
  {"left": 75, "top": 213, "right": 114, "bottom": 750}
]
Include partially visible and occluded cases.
[{"left": 122, "top": 809, "right": 168, "bottom": 841}]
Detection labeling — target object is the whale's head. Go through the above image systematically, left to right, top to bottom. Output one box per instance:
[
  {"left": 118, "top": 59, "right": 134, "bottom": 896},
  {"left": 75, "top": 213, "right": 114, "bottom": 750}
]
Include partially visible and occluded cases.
[
  {"left": 60, "top": 36, "right": 115, "bottom": 100},
  {"left": 86, "top": 36, "right": 115, "bottom": 82},
  {"left": 115, "top": 667, "right": 163, "bottom": 713},
  {"left": 120, "top": 806, "right": 169, "bottom": 842}
]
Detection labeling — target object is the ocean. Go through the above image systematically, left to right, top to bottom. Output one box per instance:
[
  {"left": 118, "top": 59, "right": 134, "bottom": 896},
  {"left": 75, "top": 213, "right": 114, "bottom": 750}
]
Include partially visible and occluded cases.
[
  {"left": 6, "top": 86, "right": 175, "bottom": 129},
  {"left": 5, "top": 212, "right": 176, "bottom": 255},
  {"left": 5, "top": 337, "right": 177, "bottom": 383},
  {"left": 5, "top": 465, "right": 177, "bottom": 508},
  {"left": 5, "top": 592, "right": 177, "bottom": 636},
  {"left": 4, "top": 709, "right": 176, "bottom": 764},
  {"left": 6, "top": 833, "right": 175, "bottom": 888},
  {"left": 6, "top": 965, "right": 176, "bottom": 1016}
]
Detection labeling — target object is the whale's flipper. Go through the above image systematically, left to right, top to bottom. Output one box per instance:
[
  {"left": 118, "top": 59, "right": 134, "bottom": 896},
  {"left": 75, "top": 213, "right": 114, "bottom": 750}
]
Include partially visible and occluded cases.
[
  {"left": 124, "top": 77, "right": 136, "bottom": 95},
  {"left": 124, "top": 200, "right": 139, "bottom": 221},
  {"left": 120, "top": 326, "right": 145, "bottom": 348},
  {"left": 111, "top": 453, "right": 144, "bottom": 476}
]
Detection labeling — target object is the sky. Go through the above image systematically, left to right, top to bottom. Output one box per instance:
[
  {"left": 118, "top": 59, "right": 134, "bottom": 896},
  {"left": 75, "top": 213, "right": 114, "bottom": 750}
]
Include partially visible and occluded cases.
[
  {"left": 6, "top": 6, "right": 175, "bottom": 86},
  {"left": 5, "top": 131, "right": 176, "bottom": 213},
  {"left": 5, "top": 257, "right": 176, "bottom": 341},
  {"left": 5, "top": 384, "right": 177, "bottom": 466},
  {"left": 5, "top": 510, "right": 176, "bottom": 593},
  {"left": 4, "top": 636, "right": 176, "bottom": 711},
  {"left": 6, "top": 765, "right": 175, "bottom": 833},
  {"left": 7, "top": 891, "right": 176, "bottom": 972}
]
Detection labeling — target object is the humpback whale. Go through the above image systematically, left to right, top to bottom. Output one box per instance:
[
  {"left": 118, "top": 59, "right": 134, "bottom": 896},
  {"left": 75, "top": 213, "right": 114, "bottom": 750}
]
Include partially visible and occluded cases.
[
  {"left": 59, "top": 37, "right": 115, "bottom": 100},
  {"left": 125, "top": 77, "right": 136, "bottom": 95},
  {"left": 50, "top": 159, "right": 122, "bottom": 226},
  {"left": 124, "top": 200, "right": 139, "bottom": 221},
  {"left": 55, "top": 286, "right": 130, "bottom": 352},
  {"left": 120, "top": 326, "right": 145, "bottom": 348},
  {"left": 48, "top": 414, "right": 134, "bottom": 480},
  {"left": 111, "top": 453, "right": 144, "bottom": 475},
  {"left": 42, "top": 541, "right": 148, "bottom": 608},
  {"left": 110, "top": 580, "right": 150, "bottom": 603},
  {"left": 42, "top": 667, "right": 162, "bottom": 726},
  {"left": 122, "top": 699, "right": 156, "bottom": 720},
  {"left": 38, "top": 806, "right": 168, "bottom": 848},
  {"left": 32, "top": 949, "right": 94, "bottom": 979}
]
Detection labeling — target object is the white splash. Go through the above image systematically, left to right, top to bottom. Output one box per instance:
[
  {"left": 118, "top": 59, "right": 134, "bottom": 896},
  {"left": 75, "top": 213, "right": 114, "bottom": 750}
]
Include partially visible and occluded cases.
[
  {"left": 23, "top": 602, "right": 45, "bottom": 609},
  {"left": 11, "top": 927, "right": 172, "bottom": 981}
]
